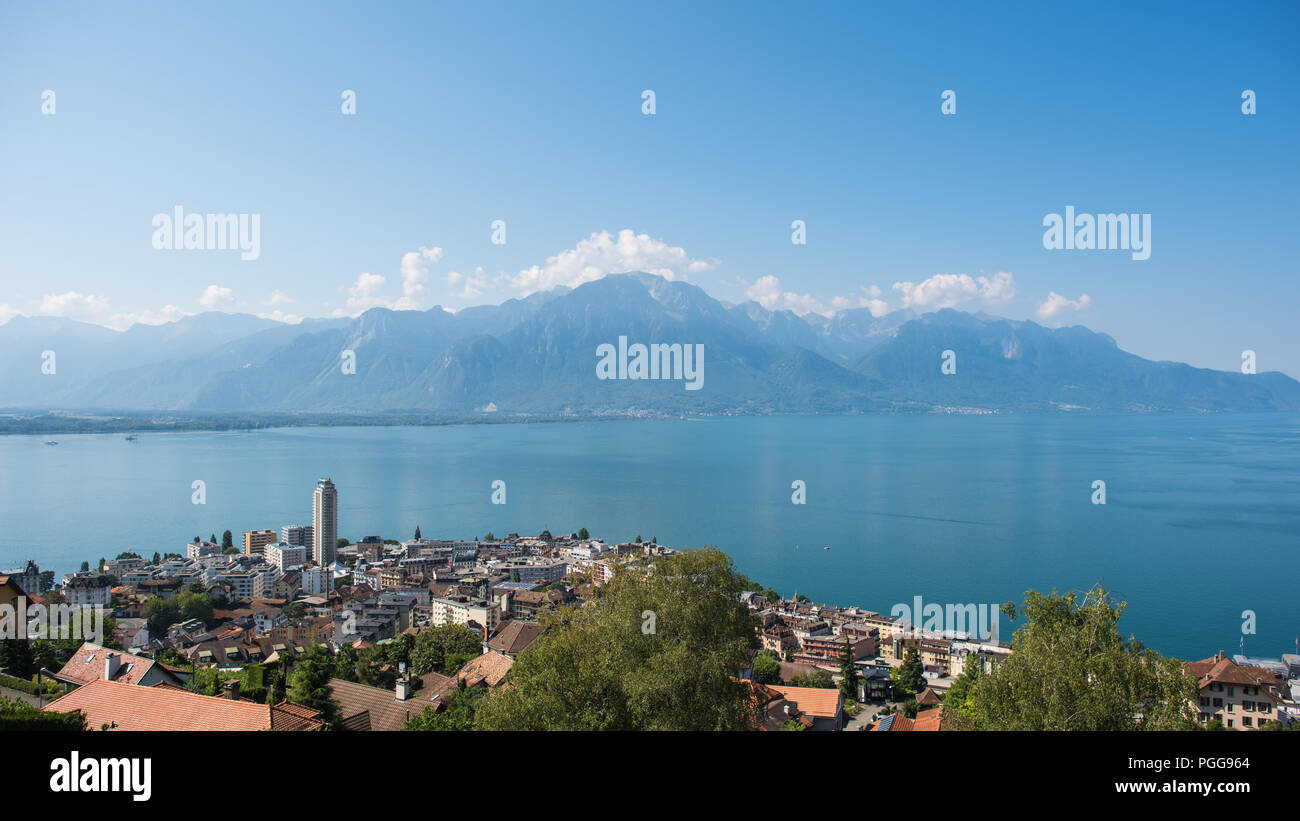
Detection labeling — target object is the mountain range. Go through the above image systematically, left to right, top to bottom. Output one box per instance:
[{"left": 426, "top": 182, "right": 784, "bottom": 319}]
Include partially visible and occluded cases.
[{"left": 3, "top": 273, "right": 1297, "bottom": 415}]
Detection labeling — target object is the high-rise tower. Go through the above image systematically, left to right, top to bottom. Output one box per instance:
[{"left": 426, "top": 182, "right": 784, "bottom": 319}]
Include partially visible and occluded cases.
[{"left": 311, "top": 478, "right": 338, "bottom": 568}]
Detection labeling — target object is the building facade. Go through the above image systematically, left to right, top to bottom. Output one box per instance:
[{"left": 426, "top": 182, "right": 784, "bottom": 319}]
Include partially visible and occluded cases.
[{"left": 311, "top": 478, "right": 338, "bottom": 568}]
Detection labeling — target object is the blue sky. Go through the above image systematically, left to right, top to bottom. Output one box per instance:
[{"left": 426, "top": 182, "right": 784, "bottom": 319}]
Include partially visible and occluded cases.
[{"left": 1, "top": 0, "right": 1297, "bottom": 374}]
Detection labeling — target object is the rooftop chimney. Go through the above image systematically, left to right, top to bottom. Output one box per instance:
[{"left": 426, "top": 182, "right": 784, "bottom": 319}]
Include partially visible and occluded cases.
[
  {"left": 103, "top": 652, "right": 121, "bottom": 681},
  {"left": 223, "top": 679, "right": 241, "bottom": 700},
  {"left": 396, "top": 679, "right": 410, "bottom": 701}
]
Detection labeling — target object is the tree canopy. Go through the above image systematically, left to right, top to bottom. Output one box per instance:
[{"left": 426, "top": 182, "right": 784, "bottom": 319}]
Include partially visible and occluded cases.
[
  {"left": 473, "top": 547, "right": 760, "bottom": 730},
  {"left": 967, "top": 587, "right": 1197, "bottom": 730}
]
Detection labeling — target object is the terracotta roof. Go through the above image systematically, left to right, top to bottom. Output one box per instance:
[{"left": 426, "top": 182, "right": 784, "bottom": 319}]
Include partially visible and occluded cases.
[
  {"left": 487, "top": 621, "right": 545, "bottom": 656},
  {"left": 54, "top": 643, "right": 176, "bottom": 687},
  {"left": 457, "top": 652, "right": 513, "bottom": 687},
  {"left": 1184, "top": 653, "right": 1283, "bottom": 696},
  {"left": 417, "top": 671, "right": 458, "bottom": 707},
  {"left": 328, "top": 678, "right": 423, "bottom": 732},
  {"left": 43, "top": 679, "right": 273, "bottom": 731},
  {"left": 768, "top": 685, "right": 843, "bottom": 719},
  {"left": 916, "top": 687, "right": 942, "bottom": 706},
  {"left": 270, "top": 701, "right": 325, "bottom": 731},
  {"left": 912, "top": 706, "right": 947, "bottom": 731},
  {"left": 870, "top": 713, "right": 914, "bottom": 732}
]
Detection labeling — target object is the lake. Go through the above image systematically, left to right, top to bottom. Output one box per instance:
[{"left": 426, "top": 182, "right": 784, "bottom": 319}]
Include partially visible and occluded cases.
[{"left": 2, "top": 412, "right": 1297, "bottom": 660}]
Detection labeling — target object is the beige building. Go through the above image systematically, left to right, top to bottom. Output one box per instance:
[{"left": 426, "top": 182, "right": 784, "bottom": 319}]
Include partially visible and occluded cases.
[
  {"left": 243, "top": 529, "right": 277, "bottom": 556},
  {"left": 1185, "top": 651, "right": 1285, "bottom": 730}
]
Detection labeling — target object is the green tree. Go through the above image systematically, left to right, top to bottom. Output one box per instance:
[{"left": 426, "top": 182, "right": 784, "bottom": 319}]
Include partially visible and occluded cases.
[
  {"left": 413, "top": 525, "right": 422, "bottom": 540},
  {"left": 577, "top": 527, "right": 589, "bottom": 540},
  {"left": 221, "top": 530, "right": 233, "bottom": 549},
  {"left": 474, "top": 547, "right": 761, "bottom": 730},
  {"left": 968, "top": 588, "right": 1198, "bottom": 730},
  {"left": 411, "top": 624, "right": 482, "bottom": 676},
  {"left": 838, "top": 636, "right": 860, "bottom": 699},
  {"left": 0, "top": 639, "right": 35, "bottom": 679},
  {"left": 288, "top": 645, "right": 340, "bottom": 727},
  {"left": 892, "top": 646, "right": 925, "bottom": 698},
  {"left": 752, "top": 650, "right": 782, "bottom": 685},
  {"left": 942, "top": 655, "right": 984, "bottom": 718},
  {"left": 791, "top": 668, "right": 836, "bottom": 689},
  {"left": 404, "top": 682, "right": 484, "bottom": 731},
  {"left": 0, "top": 696, "right": 87, "bottom": 731}
]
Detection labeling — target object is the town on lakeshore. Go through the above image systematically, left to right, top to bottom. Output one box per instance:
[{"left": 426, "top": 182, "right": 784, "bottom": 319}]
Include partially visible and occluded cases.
[{"left": 2, "top": 476, "right": 1296, "bottom": 732}]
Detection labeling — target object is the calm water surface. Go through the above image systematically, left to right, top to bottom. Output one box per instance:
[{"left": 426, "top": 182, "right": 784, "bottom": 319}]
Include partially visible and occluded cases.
[{"left": 2, "top": 413, "right": 1297, "bottom": 659}]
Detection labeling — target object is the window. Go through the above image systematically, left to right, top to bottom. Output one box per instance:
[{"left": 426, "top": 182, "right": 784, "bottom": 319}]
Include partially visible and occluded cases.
[{"left": 1243, "top": 717, "right": 1252, "bottom": 727}]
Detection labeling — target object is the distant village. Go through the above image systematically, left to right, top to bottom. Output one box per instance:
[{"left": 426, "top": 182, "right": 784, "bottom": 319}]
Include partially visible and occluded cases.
[{"left": 2, "top": 477, "right": 1297, "bottom": 732}]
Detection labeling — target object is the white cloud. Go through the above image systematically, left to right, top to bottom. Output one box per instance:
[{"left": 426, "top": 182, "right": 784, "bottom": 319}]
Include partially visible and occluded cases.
[
  {"left": 510, "top": 229, "right": 718, "bottom": 296},
  {"left": 339, "top": 244, "right": 446, "bottom": 315},
  {"left": 399, "top": 245, "right": 442, "bottom": 305},
  {"left": 446, "top": 267, "right": 487, "bottom": 300},
  {"left": 344, "top": 272, "right": 390, "bottom": 314},
  {"left": 891, "top": 272, "right": 1017, "bottom": 310},
  {"left": 744, "top": 276, "right": 889, "bottom": 318},
  {"left": 198, "top": 285, "right": 235, "bottom": 309},
  {"left": 267, "top": 290, "right": 294, "bottom": 306},
  {"left": 36, "top": 291, "right": 192, "bottom": 330},
  {"left": 39, "top": 291, "right": 112, "bottom": 320},
  {"left": 1036, "top": 291, "right": 1092, "bottom": 321},
  {"left": 0, "top": 304, "right": 22, "bottom": 325},
  {"left": 257, "top": 309, "right": 303, "bottom": 324}
]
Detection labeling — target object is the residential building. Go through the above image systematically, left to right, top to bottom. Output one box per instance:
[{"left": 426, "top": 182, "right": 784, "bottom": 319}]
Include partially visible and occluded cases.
[
  {"left": 311, "top": 478, "right": 338, "bottom": 567},
  {"left": 280, "top": 524, "right": 314, "bottom": 548},
  {"left": 243, "top": 529, "right": 277, "bottom": 556},
  {"left": 265, "top": 542, "right": 309, "bottom": 571},
  {"left": 0, "top": 559, "right": 40, "bottom": 594},
  {"left": 302, "top": 567, "right": 333, "bottom": 596},
  {"left": 63, "top": 574, "right": 112, "bottom": 608},
  {"left": 53, "top": 643, "right": 187, "bottom": 689},
  {"left": 1185, "top": 651, "right": 1286, "bottom": 730},
  {"left": 43, "top": 678, "right": 322, "bottom": 731},
  {"left": 765, "top": 684, "right": 844, "bottom": 731}
]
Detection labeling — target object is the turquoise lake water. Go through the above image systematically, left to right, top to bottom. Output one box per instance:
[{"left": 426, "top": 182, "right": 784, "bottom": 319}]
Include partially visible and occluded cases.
[{"left": 2, "top": 413, "right": 1297, "bottom": 660}]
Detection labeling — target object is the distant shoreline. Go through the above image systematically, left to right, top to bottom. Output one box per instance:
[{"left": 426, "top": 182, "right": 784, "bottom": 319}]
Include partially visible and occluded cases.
[
  {"left": 0, "top": 406, "right": 1285, "bottom": 436},
  {"left": 0, "top": 411, "right": 617, "bottom": 436}
]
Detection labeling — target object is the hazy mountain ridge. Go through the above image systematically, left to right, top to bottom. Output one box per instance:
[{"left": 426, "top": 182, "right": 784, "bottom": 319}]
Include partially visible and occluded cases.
[{"left": 2, "top": 274, "right": 1296, "bottom": 415}]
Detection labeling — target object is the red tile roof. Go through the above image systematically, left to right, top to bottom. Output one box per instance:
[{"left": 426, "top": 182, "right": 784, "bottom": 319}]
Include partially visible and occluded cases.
[
  {"left": 54, "top": 643, "right": 175, "bottom": 687},
  {"left": 43, "top": 679, "right": 273, "bottom": 731},
  {"left": 768, "top": 685, "right": 843, "bottom": 719}
]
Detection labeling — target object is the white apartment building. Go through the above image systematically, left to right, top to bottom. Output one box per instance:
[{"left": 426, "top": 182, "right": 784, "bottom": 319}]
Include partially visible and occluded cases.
[
  {"left": 280, "top": 524, "right": 314, "bottom": 547},
  {"left": 264, "top": 542, "right": 309, "bottom": 571},
  {"left": 302, "top": 567, "right": 333, "bottom": 596},
  {"left": 63, "top": 575, "right": 112, "bottom": 608},
  {"left": 429, "top": 595, "right": 500, "bottom": 633}
]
